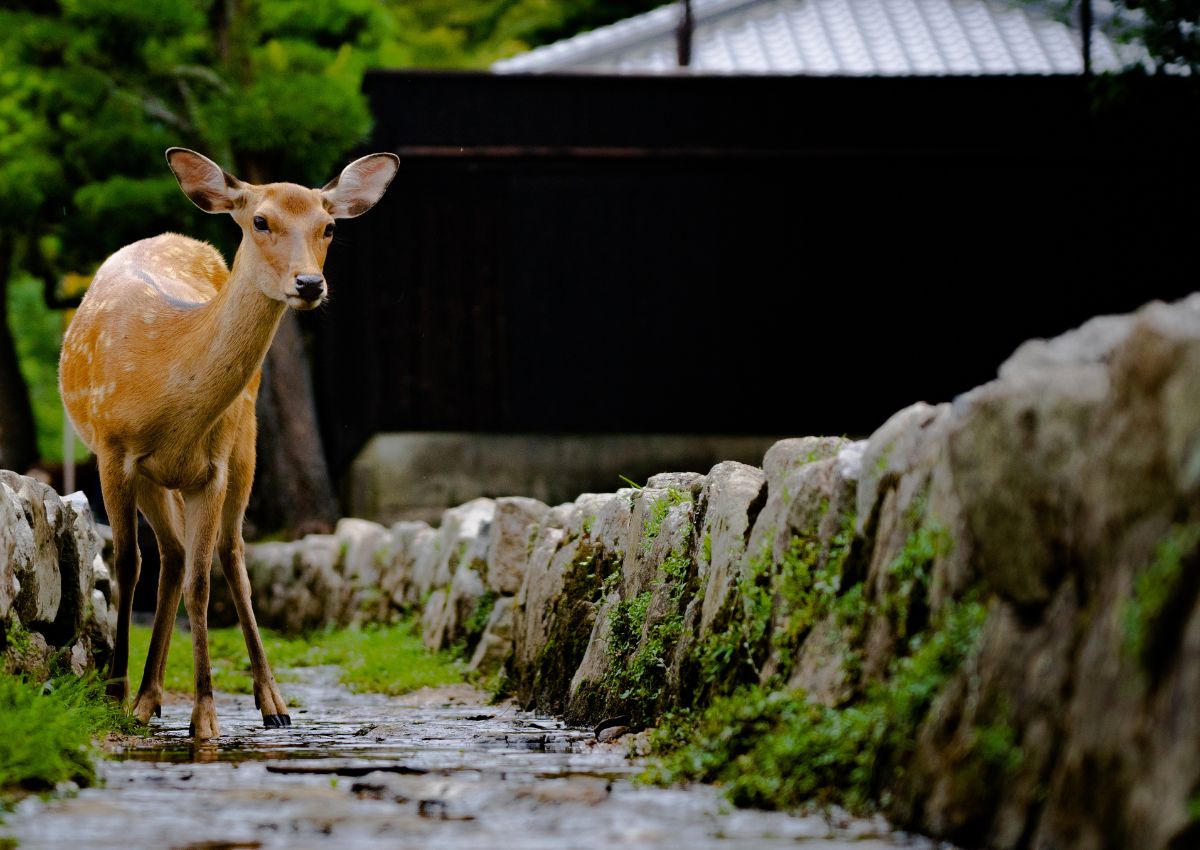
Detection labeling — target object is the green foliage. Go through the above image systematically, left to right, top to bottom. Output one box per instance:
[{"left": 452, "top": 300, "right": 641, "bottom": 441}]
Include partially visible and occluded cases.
[
  {"left": 641, "top": 487, "right": 691, "bottom": 554},
  {"left": 691, "top": 510, "right": 858, "bottom": 701},
  {"left": 770, "top": 512, "right": 856, "bottom": 674},
  {"left": 600, "top": 519, "right": 693, "bottom": 724},
  {"left": 1124, "top": 522, "right": 1200, "bottom": 663},
  {"left": 884, "top": 523, "right": 952, "bottom": 640},
  {"left": 451, "top": 589, "right": 498, "bottom": 660},
  {"left": 646, "top": 597, "right": 989, "bottom": 813},
  {"left": 128, "top": 617, "right": 462, "bottom": 697},
  {"left": 0, "top": 671, "right": 142, "bottom": 793},
  {"left": 972, "top": 721, "right": 1024, "bottom": 776}
]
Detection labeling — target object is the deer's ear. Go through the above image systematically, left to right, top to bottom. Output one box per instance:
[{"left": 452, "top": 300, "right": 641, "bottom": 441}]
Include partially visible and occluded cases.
[
  {"left": 165, "top": 148, "right": 244, "bottom": 213},
  {"left": 321, "top": 153, "right": 399, "bottom": 219}
]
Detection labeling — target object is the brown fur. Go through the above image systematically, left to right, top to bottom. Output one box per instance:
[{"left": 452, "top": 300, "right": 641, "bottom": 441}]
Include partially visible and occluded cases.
[{"left": 60, "top": 149, "right": 397, "bottom": 738}]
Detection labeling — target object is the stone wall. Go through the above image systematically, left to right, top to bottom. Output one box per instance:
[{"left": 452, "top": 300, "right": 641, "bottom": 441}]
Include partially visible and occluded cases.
[
  {"left": 233, "top": 293, "right": 1200, "bottom": 850},
  {"left": 0, "top": 471, "right": 114, "bottom": 678}
]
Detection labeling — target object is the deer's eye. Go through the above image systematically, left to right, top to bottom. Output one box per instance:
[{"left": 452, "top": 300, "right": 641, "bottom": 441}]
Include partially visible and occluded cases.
[
  {"left": 253, "top": 215, "right": 270, "bottom": 233},
  {"left": 323, "top": 223, "right": 335, "bottom": 238}
]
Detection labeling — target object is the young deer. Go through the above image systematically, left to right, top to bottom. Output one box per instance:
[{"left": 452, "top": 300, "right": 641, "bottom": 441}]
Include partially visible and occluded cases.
[{"left": 60, "top": 148, "right": 398, "bottom": 737}]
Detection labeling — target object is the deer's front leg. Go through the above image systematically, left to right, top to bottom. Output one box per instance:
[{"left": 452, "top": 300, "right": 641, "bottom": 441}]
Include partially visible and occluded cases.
[
  {"left": 219, "top": 434, "right": 290, "bottom": 728},
  {"left": 183, "top": 482, "right": 225, "bottom": 739}
]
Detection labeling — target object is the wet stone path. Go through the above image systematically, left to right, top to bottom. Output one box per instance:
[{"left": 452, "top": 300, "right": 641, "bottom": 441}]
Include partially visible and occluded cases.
[{"left": 4, "top": 669, "right": 946, "bottom": 850}]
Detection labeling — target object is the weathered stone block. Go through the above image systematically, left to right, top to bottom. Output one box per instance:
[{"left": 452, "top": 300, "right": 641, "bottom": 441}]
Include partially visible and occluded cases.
[
  {"left": 695, "top": 461, "right": 768, "bottom": 636},
  {"left": 485, "top": 496, "right": 548, "bottom": 595},
  {"left": 468, "top": 595, "right": 516, "bottom": 674}
]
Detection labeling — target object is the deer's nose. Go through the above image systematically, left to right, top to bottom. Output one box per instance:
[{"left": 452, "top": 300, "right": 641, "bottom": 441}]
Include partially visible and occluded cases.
[{"left": 295, "top": 275, "right": 324, "bottom": 301}]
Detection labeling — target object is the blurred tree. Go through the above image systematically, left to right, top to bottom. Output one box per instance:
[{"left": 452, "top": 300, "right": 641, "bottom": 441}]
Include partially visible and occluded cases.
[
  {"left": 0, "top": 0, "right": 377, "bottom": 533},
  {"left": 379, "top": 0, "right": 667, "bottom": 67},
  {"left": 1037, "top": 0, "right": 1199, "bottom": 73},
  {"left": 1117, "top": 0, "right": 1200, "bottom": 72}
]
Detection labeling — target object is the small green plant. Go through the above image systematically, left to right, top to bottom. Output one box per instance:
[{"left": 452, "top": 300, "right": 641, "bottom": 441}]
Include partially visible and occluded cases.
[
  {"left": 618, "top": 475, "right": 644, "bottom": 490},
  {"left": 641, "top": 488, "right": 691, "bottom": 554},
  {"left": 884, "top": 522, "right": 951, "bottom": 639},
  {"left": 1124, "top": 522, "right": 1200, "bottom": 664},
  {"left": 598, "top": 526, "right": 695, "bottom": 724},
  {"left": 701, "top": 531, "right": 713, "bottom": 565},
  {"left": 451, "top": 591, "right": 498, "bottom": 660},
  {"left": 646, "top": 596, "right": 988, "bottom": 813},
  {"left": 3, "top": 617, "right": 32, "bottom": 657},
  {"left": 0, "top": 671, "right": 143, "bottom": 793}
]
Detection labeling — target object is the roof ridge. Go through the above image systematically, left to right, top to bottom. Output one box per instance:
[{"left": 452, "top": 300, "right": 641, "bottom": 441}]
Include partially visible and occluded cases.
[{"left": 492, "top": 0, "right": 1142, "bottom": 75}]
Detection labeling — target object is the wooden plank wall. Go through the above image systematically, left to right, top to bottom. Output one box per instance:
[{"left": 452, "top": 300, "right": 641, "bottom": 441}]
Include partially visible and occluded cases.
[{"left": 311, "top": 72, "right": 1200, "bottom": 480}]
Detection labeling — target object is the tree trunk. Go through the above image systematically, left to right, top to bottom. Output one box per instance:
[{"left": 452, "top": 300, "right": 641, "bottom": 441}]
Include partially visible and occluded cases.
[
  {"left": 0, "top": 237, "right": 39, "bottom": 473},
  {"left": 247, "top": 310, "right": 339, "bottom": 538}
]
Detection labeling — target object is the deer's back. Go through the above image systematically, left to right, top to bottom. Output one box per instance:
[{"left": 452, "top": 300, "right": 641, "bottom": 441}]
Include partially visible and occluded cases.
[{"left": 61, "top": 234, "right": 234, "bottom": 453}]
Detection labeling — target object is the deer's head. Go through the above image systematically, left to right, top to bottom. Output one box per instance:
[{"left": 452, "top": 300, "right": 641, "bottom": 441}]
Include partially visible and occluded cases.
[{"left": 165, "top": 148, "right": 399, "bottom": 310}]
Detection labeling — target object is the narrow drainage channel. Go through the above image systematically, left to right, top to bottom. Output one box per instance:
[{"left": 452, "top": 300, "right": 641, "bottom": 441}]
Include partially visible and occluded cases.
[{"left": 3, "top": 668, "right": 945, "bottom": 850}]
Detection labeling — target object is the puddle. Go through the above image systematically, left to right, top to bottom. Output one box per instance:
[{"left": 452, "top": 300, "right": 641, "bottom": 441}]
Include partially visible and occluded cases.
[{"left": 1, "top": 667, "right": 944, "bottom": 850}]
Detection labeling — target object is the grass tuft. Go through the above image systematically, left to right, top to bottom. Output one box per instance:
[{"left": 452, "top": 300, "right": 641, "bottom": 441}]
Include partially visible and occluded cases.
[{"left": 0, "top": 671, "right": 142, "bottom": 793}]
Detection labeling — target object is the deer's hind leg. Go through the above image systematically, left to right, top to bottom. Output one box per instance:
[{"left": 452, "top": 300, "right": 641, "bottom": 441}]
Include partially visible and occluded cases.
[
  {"left": 218, "top": 429, "right": 290, "bottom": 727},
  {"left": 98, "top": 450, "right": 139, "bottom": 702},
  {"left": 131, "top": 477, "right": 186, "bottom": 723}
]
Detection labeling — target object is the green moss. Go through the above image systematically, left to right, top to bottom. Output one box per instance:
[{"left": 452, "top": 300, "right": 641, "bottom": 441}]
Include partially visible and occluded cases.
[
  {"left": 641, "top": 488, "right": 691, "bottom": 554},
  {"left": 689, "top": 510, "right": 859, "bottom": 703},
  {"left": 769, "top": 512, "right": 856, "bottom": 678},
  {"left": 583, "top": 514, "right": 596, "bottom": 535},
  {"left": 596, "top": 521, "right": 694, "bottom": 724},
  {"left": 1124, "top": 522, "right": 1200, "bottom": 665},
  {"left": 884, "top": 523, "right": 952, "bottom": 641},
  {"left": 525, "top": 525, "right": 541, "bottom": 557},
  {"left": 702, "top": 531, "right": 713, "bottom": 565},
  {"left": 691, "top": 537, "right": 774, "bottom": 699},
  {"left": 525, "top": 542, "right": 615, "bottom": 712},
  {"left": 451, "top": 590, "right": 498, "bottom": 661},
  {"left": 646, "top": 596, "right": 988, "bottom": 813},
  {"left": 3, "top": 616, "right": 32, "bottom": 657},
  {"left": 128, "top": 617, "right": 463, "bottom": 697},
  {"left": 0, "top": 671, "right": 143, "bottom": 794},
  {"left": 971, "top": 721, "right": 1023, "bottom": 775}
]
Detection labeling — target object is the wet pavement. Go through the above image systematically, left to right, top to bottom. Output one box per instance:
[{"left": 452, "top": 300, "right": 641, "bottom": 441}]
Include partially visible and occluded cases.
[{"left": 2, "top": 668, "right": 947, "bottom": 850}]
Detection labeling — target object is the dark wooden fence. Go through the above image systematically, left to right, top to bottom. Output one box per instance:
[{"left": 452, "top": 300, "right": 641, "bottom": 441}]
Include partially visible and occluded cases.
[{"left": 312, "top": 71, "right": 1199, "bottom": 481}]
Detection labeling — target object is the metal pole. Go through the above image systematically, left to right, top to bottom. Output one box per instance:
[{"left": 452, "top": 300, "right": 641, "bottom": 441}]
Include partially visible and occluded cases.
[
  {"left": 677, "top": 0, "right": 694, "bottom": 67},
  {"left": 1080, "top": 0, "right": 1093, "bottom": 76}
]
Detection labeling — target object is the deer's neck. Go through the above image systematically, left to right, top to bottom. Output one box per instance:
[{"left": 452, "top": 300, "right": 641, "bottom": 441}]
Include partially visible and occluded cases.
[{"left": 186, "top": 245, "right": 286, "bottom": 426}]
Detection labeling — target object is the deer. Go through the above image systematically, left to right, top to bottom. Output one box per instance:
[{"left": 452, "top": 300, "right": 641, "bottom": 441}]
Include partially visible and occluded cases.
[{"left": 59, "top": 148, "right": 399, "bottom": 738}]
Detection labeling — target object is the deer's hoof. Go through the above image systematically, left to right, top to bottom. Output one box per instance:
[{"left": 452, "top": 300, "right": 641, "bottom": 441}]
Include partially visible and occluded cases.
[
  {"left": 106, "top": 677, "right": 129, "bottom": 703},
  {"left": 132, "top": 691, "right": 163, "bottom": 723},
  {"left": 189, "top": 697, "right": 220, "bottom": 739},
  {"left": 263, "top": 714, "right": 292, "bottom": 728}
]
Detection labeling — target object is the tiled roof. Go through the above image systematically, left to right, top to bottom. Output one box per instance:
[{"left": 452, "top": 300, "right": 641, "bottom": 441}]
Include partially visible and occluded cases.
[{"left": 492, "top": 0, "right": 1141, "bottom": 75}]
